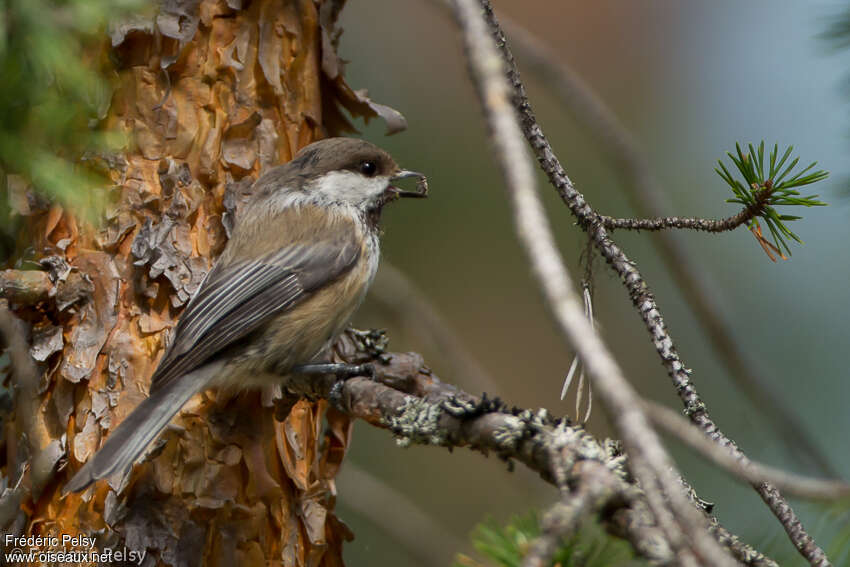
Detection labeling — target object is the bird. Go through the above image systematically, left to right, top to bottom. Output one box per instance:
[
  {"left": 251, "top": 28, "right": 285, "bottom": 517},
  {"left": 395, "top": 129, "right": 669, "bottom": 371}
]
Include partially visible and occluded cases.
[{"left": 64, "top": 137, "right": 427, "bottom": 494}]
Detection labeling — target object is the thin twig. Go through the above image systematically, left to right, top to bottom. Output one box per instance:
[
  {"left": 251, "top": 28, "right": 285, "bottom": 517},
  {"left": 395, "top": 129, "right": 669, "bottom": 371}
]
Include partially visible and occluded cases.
[
  {"left": 449, "top": 1, "right": 737, "bottom": 564},
  {"left": 482, "top": 4, "right": 830, "bottom": 565},
  {"left": 499, "top": 15, "right": 837, "bottom": 478},
  {"left": 600, "top": 182, "right": 771, "bottom": 233},
  {"left": 600, "top": 208, "right": 760, "bottom": 233},
  {"left": 339, "top": 378, "right": 675, "bottom": 562},
  {"left": 645, "top": 400, "right": 850, "bottom": 501},
  {"left": 678, "top": 478, "right": 780, "bottom": 567}
]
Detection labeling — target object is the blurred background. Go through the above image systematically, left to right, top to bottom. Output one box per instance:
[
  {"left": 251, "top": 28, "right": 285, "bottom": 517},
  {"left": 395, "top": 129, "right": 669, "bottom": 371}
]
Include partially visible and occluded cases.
[{"left": 333, "top": 1, "right": 850, "bottom": 565}]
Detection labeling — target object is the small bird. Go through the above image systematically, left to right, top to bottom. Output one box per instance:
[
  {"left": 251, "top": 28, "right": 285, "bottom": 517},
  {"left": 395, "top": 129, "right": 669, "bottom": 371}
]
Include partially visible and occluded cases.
[{"left": 64, "top": 137, "right": 427, "bottom": 494}]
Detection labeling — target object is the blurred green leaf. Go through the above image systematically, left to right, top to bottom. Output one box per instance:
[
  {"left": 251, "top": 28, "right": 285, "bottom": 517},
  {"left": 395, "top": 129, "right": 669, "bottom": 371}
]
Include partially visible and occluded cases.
[
  {"left": 0, "top": 0, "right": 144, "bottom": 245},
  {"left": 454, "top": 512, "right": 647, "bottom": 567}
]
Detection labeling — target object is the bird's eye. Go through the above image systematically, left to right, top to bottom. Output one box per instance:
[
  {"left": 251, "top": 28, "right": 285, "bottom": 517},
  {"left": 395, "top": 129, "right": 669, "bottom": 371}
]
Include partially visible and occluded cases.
[{"left": 359, "top": 161, "right": 377, "bottom": 176}]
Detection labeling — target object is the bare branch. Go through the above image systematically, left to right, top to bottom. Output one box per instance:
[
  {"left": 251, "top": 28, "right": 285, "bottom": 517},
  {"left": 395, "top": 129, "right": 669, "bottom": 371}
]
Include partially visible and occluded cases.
[
  {"left": 448, "top": 1, "right": 740, "bottom": 564},
  {"left": 478, "top": 4, "right": 830, "bottom": 565},
  {"left": 499, "top": 14, "right": 836, "bottom": 478},
  {"left": 600, "top": 208, "right": 760, "bottom": 233},
  {"left": 323, "top": 330, "right": 778, "bottom": 565},
  {"left": 327, "top": 348, "right": 669, "bottom": 561},
  {"left": 646, "top": 400, "right": 850, "bottom": 501}
]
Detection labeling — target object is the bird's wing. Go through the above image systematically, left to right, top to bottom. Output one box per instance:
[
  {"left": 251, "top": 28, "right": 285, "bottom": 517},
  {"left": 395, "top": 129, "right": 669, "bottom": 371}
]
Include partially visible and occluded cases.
[{"left": 149, "top": 235, "right": 360, "bottom": 393}]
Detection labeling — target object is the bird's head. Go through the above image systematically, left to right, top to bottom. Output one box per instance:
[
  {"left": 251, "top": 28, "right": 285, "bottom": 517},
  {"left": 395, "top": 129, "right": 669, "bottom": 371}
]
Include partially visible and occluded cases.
[{"left": 252, "top": 137, "right": 428, "bottom": 222}]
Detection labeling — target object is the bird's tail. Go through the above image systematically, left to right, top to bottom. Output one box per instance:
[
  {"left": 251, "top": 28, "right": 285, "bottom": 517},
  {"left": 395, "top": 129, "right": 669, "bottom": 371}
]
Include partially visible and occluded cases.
[{"left": 63, "top": 361, "right": 223, "bottom": 494}]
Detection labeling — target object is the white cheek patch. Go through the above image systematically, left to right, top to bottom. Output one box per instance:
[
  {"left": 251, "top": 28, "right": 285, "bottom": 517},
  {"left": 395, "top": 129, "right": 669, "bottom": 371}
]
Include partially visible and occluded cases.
[{"left": 308, "top": 171, "right": 389, "bottom": 207}]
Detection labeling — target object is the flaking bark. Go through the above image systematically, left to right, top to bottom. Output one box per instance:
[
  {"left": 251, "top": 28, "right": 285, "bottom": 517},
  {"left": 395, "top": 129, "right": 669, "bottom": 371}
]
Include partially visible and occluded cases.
[{"left": 0, "top": 1, "right": 398, "bottom": 564}]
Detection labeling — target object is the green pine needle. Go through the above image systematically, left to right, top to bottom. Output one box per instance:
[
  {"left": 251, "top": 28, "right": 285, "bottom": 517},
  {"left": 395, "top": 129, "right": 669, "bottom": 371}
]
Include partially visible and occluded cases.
[
  {"left": 716, "top": 142, "right": 828, "bottom": 257},
  {"left": 454, "top": 512, "right": 647, "bottom": 567}
]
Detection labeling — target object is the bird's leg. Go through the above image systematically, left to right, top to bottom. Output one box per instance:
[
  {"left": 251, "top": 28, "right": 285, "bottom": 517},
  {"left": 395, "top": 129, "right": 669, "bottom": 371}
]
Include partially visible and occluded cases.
[
  {"left": 292, "top": 362, "right": 375, "bottom": 379},
  {"left": 292, "top": 362, "right": 375, "bottom": 415}
]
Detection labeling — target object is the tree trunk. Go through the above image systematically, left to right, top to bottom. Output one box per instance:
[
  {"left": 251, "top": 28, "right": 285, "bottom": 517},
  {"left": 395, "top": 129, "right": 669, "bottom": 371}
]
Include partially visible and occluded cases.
[{"left": 2, "top": 1, "right": 383, "bottom": 564}]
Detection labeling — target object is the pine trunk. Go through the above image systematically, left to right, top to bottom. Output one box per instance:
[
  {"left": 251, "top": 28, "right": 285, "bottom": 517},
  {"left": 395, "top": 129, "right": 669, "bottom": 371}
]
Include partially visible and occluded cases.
[{"left": 1, "top": 1, "right": 383, "bottom": 564}]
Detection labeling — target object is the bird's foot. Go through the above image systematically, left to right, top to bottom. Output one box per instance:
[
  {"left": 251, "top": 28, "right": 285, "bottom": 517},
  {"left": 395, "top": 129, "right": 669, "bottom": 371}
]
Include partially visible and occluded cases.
[{"left": 292, "top": 362, "right": 375, "bottom": 379}]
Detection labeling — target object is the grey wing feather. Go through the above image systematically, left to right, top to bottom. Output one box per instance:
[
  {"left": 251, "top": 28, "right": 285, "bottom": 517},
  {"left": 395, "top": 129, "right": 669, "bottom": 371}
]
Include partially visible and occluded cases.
[{"left": 149, "top": 238, "right": 360, "bottom": 393}]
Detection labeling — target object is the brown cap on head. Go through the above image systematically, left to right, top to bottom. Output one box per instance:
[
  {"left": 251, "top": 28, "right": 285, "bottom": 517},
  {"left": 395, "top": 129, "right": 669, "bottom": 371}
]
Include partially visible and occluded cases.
[
  {"left": 249, "top": 137, "right": 426, "bottom": 212},
  {"left": 288, "top": 137, "right": 400, "bottom": 179},
  {"left": 250, "top": 138, "right": 402, "bottom": 201}
]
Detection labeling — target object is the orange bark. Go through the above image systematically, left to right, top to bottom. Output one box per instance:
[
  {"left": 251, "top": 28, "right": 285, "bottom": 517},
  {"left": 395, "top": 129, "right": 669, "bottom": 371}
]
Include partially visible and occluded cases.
[{"left": 2, "top": 1, "right": 393, "bottom": 564}]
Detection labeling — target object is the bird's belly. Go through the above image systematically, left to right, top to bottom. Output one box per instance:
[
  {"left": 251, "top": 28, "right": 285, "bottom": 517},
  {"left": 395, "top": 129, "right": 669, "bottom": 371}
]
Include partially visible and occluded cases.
[{"left": 235, "top": 250, "right": 377, "bottom": 387}]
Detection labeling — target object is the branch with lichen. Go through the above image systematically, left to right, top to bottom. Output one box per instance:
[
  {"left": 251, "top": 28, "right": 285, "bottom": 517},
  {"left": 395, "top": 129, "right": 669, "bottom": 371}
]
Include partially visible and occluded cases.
[{"left": 321, "top": 330, "right": 778, "bottom": 566}]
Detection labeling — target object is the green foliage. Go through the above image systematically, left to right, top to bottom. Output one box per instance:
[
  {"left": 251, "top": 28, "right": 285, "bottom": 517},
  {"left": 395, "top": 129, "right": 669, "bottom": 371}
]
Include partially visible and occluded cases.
[
  {"left": 0, "top": 0, "right": 141, "bottom": 223},
  {"left": 715, "top": 142, "right": 828, "bottom": 258},
  {"left": 454, "top": 512, "right": 647, "bottom": 567}
]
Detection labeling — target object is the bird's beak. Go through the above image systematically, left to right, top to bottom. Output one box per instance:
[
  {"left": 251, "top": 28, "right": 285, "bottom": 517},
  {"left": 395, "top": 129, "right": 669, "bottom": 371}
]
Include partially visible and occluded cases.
[{"left": 389, "top": 170, "right": 428, "bottom": 198}]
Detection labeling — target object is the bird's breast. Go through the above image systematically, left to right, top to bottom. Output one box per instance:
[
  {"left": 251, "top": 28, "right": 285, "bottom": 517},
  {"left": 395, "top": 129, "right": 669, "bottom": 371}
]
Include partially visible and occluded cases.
[{"left": 251, "top": 230, "right": 379, "bottom": 382}]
